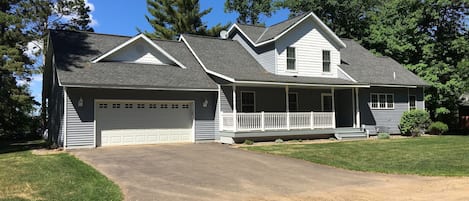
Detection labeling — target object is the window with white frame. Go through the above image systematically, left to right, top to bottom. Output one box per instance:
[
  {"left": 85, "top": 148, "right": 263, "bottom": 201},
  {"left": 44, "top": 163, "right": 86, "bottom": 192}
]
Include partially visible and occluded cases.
[
  {"left": 286, "top": 47, "right": 296, "bottom": 70},
  {"left": 322, "top": 50, "right": 331, "bottom": 72},
  {"left": 241, "top": 91, "right": 255, "bottom": 112},
  {"left": 288, "top": 92, "right": 298, "bottom": 112},
  {"left": 370, "top": 93, "right": 394, "bottom": 109},
  {"left": 409, "top": 95, "right": 416, "bottom": 110}
]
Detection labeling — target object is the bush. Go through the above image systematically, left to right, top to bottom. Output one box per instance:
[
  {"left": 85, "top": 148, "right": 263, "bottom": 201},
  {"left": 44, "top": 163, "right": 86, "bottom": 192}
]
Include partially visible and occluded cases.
[
  {"left": 399, "top": 109, "right": 431, "bottom": 137},
  {"left": 428, "top": 121, "right": 449, "bottom": 135},
  {"left": 377, "top": 133, "right": 390, "bottom": 139},
  {"left": 275, "top": 138, "right": 284, "bottom": 143},
  {"left": 243, "top": 139, "right": 254, "bottom": 145}
]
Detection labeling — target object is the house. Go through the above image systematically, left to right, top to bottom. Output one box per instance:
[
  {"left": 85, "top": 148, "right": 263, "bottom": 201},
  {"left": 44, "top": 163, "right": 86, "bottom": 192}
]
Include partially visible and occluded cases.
[{"left": 43, "top": 12, "right": 428, "bottom": 149}]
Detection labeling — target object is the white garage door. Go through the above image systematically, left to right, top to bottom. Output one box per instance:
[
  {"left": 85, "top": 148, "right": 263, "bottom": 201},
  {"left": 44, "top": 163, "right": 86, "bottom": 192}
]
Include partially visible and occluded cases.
[{"left": 96, "top": 101, "right": 193, "bottom": 146}]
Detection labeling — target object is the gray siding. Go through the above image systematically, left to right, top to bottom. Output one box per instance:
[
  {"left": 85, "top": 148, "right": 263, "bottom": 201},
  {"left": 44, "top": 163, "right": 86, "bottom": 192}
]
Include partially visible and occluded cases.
[
  {"left": 232, "top": 32, "right": 276, "bottom": 73},
  {"left": 47, "top": 64, "right": 64, "bottom": 147},
  {"left": 359, "top": 87, "right": 411, "bottom": 134},
  {"left": 409, "top": 87, "right": 425, "bottom": 109},
  {"left": 65, "top": 88, "right": 217, "bottom": 147}
]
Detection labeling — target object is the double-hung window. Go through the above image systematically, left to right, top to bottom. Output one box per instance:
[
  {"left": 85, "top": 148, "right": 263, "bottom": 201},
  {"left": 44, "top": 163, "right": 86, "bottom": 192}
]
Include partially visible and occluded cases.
[
  {"left": 286, "top": 47, "right": 296, "bottom": 70},
  {"left": 322, "top": 50, "right": 331, "bottom": 72},
  {"left": 241, "top": 91, "right": 255, "bottom": 112},
  {"left": 370, "top": 93, "right": 394, "bottom": 109},
  {"left": 409, "top": 95, "right": 416, "bottom": 110}
]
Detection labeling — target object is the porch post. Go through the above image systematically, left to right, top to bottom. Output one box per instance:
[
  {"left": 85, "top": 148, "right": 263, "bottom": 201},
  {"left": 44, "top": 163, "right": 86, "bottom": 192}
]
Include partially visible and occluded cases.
[
  {"left": 232, "top": 85, "right": 237, "bottom": 132},
  {"left": 285, "top": 85, "right": 290, "bottom": 130},
  {"left": 331, "top": 88, "right": 336, "bottom": 128},
  {"left": 352, "top": 88, "right": 356, "bottom": 128},
  {"left": 355, "top": 88, "right": 360, "bottom": 128}
]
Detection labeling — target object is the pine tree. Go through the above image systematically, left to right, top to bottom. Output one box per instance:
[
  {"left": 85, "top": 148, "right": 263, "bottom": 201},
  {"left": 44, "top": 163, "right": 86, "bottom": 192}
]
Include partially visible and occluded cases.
[
  {"left": 142, "top": 0, "right": 229, "bottom": 40},
  {"left": 224, "top": 0, "right": 274, "bottom": 25}
]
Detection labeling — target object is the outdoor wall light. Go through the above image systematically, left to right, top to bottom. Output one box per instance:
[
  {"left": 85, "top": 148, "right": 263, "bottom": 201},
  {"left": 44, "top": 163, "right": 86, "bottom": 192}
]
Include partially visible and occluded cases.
[
  {"left": 78, "top": 97, "right": 84, "bottom": 107},
  {"left": 202, "top": 99, "right": 208, "bottom": 108}
]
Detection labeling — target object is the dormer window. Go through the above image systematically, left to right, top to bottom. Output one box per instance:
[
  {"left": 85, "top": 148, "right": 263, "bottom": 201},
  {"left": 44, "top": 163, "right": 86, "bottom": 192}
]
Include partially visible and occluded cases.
[
  {"left": 287, "top": 47, "right": 296, "bottom": 70},
  {"left": 323, "top": 50, "right": 331, "bottom": 72}
]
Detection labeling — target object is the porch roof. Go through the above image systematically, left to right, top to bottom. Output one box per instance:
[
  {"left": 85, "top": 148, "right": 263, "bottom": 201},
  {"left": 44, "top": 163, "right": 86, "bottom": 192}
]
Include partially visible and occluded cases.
[{"left": 182, "top": 34, "right": 364, "bottom": 87}]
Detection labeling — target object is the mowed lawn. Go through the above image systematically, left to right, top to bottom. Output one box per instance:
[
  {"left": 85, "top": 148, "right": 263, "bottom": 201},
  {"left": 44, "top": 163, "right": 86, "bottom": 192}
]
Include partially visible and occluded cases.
[
  {"left": 244, "top": 136, "right": 469, "bottom": 176},
  {"left": 0, "top": 139, "right": 122, "bottom": 201}
]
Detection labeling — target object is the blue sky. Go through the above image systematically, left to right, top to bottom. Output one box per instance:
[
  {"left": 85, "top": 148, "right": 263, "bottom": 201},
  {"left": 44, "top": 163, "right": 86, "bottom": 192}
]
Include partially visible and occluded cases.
[{"left": 30, "top": 0, "right": 289, "bottom": 111}]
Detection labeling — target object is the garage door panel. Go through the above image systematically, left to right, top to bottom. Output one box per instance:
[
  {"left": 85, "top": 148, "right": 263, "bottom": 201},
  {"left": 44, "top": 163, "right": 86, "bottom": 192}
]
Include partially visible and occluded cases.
[{"left": 97, "top": 101, "right": 193, "bottom": 146}]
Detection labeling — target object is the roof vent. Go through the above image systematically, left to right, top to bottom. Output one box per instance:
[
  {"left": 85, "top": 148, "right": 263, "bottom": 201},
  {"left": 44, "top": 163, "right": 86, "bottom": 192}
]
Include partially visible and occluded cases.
[
  {"left": 219, "top": 30, "right": 228, "bottom": 39},
  {"left": 393, "top": 72, "right": 396, "bottom": 80}
]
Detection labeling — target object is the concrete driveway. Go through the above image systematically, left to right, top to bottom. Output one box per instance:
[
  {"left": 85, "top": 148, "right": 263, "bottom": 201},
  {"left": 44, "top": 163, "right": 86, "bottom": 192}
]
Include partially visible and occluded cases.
[{"left": 72, "top": 143, "right": 469, "bottom": 201}]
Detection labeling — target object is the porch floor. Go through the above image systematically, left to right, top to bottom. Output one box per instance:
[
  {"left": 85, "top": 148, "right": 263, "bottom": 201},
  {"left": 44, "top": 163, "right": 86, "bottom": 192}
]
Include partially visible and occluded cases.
[{"left": 220, "top": 127, "right": 361, "bottom": 138}]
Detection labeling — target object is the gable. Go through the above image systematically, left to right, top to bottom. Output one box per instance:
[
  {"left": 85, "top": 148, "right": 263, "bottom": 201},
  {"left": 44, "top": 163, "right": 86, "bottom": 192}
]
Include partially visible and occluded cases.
[
  {"left": 92, "top": 34, "right": 186, "bottom": 68},
  {"left": 104, "top": 38, "right": 175, "bottom": 65}
]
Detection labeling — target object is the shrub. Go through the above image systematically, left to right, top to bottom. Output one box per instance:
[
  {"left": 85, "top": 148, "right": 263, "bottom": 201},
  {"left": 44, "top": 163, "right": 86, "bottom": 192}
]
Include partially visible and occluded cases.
[
  {"left": 399, "top": 109, "right": 431, "bottom": 137},
  {"left": 428, "top": 121, "right": 449, "bottom": 135},
  {"left": 377, "top": 133, "right": 390, "bottom": 139},
  {"left": 275, "top": 138, "right": 284, "bottom": 143},
  {"left": 243, "top": 139, "right": 254, "bottom": 145}
]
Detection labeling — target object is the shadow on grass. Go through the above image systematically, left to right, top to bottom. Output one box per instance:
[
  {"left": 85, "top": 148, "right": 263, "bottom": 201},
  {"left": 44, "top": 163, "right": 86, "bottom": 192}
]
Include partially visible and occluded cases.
[{"left": 0, "top": 137, "right": 46, "bottom": 154}]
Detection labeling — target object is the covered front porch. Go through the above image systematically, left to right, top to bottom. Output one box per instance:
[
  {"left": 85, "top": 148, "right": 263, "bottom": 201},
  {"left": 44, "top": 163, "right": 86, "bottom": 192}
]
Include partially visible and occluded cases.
[{"left": 218, "top": 84, "right": 364, "bottom": 139}]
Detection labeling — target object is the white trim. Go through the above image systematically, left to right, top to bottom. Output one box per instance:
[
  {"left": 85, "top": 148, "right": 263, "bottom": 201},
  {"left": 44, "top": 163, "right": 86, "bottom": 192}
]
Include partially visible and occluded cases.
[
  {"left": 227, "top": 12, "right": 346, "bottom": 48},
  {"left": 92, "top": 34, "right": 187, "bottom": 69},
  {"left": 179, "top": 35, "right": 236, "bottom": 82},
  {"left": 286, "top": 46, "right": 296, "bottom": 71},
  {"left": 322, "top": 50, "right": 331, "bottom": 73},
  {"left": 337, "top": 66, "right": 357, "bottom": 82},
  {"left": 235, "top": 80, "right": 370, "bottom": 88},
  {"left": 61, "top": 84, "right": 218, "bottom": 91},
  {"left": 371, "top": 84, "right": 417, "bottom": 88},
  {"left": 217, "top": 85, "right": 222, "bottom": 131},
  {"left": 63, "top": 87, "right": 67, "bottom": 149},
  {"left": 352, "top": 88, "right": 356, "bottom": 128},
  {"left": 355, "top": 88, "right": 360, "bottom": 127},
  {"left": 407, "top": 88, "right": 410, "bottom": 111},
  {"left": 422, "top": 88, "right": 426, "bottom": 109},
  {"left": 240, "top": 91, "right": 256, "bottom": 112},
  {"left": 288, "top": 91, "right": 299, "bottom": 112},
  {"left": 321, "top": 93, "right": 332, "bottom": 112},
  {"left": 370, "top": 93, "right": 395, "bottom": 110},
  {"left": 409, "top": 94, "right": 417, "bottom": 111},
  {"left": 93, "top": 99, "right": 96, "bottom": 148},
  {"left": 94, "top": 99, "right": 196, "bottom": 146}
]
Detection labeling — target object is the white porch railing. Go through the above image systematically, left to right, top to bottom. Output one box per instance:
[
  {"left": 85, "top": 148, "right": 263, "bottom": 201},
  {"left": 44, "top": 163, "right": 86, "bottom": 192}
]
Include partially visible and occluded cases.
[{"left": 220, "top": 111, "right": 335, "bottom": 132}]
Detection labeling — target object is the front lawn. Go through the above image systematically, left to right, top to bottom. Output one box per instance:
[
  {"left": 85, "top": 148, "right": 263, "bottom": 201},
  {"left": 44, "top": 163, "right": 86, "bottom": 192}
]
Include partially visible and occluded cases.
[
  {"left": 244, "top": 136, "right": 469, "bottom": 176},
  {"left": 0, "top": 139, "right": 122, "bottom": 201}
]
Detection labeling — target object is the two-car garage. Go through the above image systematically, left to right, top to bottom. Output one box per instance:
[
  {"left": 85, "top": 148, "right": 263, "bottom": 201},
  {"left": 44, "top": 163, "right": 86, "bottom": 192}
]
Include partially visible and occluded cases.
[{"left": 95, "top": 100, "right": 194, "bottom": 146}]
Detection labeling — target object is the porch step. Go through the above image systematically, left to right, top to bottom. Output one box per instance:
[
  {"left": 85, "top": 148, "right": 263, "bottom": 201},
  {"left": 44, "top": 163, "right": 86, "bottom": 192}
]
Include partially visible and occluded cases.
[{"left": 334, "top": 129, "right": 367, "bottom": 140}]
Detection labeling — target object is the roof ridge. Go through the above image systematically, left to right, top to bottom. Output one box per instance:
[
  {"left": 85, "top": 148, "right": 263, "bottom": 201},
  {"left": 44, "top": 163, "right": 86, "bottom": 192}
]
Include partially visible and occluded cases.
[
  {"left": 267, "top": 12, "right": 309, "bottom": 28},
  {"left": 236, "top": 23, "right": 266, "bottom": 28},
  {"left": 255, "top": 27, "right": 269, "bottom": 43},
  {"left": 50, "top": 29, "right": 132, "bottom": 38},
  {"left": 183, "top": 33, "right": 235, "bottom": 42}
]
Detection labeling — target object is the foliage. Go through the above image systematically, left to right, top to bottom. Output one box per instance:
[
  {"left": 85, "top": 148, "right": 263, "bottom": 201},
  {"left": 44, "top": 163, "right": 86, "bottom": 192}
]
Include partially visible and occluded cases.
[
  {"left": 142, "top": 0, "right": 230, "bottom": 40},
  {"left": 225, "top": 0, "right": 274, "bottom": 25},
  {"left": 275, "top": 0, "right": 379, "bottom": 40},
  {"left": 364, "top": 0, "right": 469, "bottom": 126},
  {"left": 399, "top": 109, "right": 431, "bottom": 137},
  {"left": 428, "top": 121, "right": 449, "bottom": 135},
  {"left": 377, "top": 133, "right": 390, "bottom": 139},
  {"left": 245, "top": 136, "right": 469, "bottom": 176},
  {"left": 275, "top": 138, "right": 284, "bottom": 143},
  {"left": 0, "top": 139, "right": 122, "bottom": 200},
  {"left": 243, "top": 139, "right": 254, "bottom": 145}
]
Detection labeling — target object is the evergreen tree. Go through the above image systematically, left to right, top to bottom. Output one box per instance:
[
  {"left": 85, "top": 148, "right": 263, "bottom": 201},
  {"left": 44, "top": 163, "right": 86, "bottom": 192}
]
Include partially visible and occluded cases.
[
  {"left": 142, "top": 0, "right": 229, "bottom": 40},
  {"left": 225, "top": 0, "right": 274, "bottom": 25},
  {"left": 276, "top": 0, "right": 379, "bottom": 40}
]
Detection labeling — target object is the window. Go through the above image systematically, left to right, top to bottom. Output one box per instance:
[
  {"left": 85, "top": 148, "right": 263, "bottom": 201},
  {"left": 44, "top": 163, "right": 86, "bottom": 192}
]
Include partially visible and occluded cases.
[
  {"left": 286, "top": 47, "right": 296, "bottom": 70},
  {"left": 322, "top": 50, "right": 331, "bottom": 72},
  {"left": 241, "top": 91, "right": 255, "bottom": 112},
  {"left": 288, "top": 92, "right": 298, "bottom": 112},
  {"left": 370, "top": 93, "right": 394, "bottom": 109},
  {"left": 409, "top": 95, "right": 416, "bottom": 110},
  {"left": 125, "top": 103, "right": 133, "bottom": 108},
  {"left": 99, "top": 104, "right": 108, "bottom": 109},
  {"left": 112, "top": 104, "right": 120, "bottom": 109},
  {"left": 137, "top": 104, "right": 145, "bottom": 109},
  {"left": 149, "top": 104, "right": 157, "bottom": 109},
  {"left": 160, "top": 104, "right": 168, "bottom": 109},
  {"left": 171, "top": 104, "right": 179, "bottom": 109},
  {"left": 182, "top": 104, "right": 189, "bottom": 109}
]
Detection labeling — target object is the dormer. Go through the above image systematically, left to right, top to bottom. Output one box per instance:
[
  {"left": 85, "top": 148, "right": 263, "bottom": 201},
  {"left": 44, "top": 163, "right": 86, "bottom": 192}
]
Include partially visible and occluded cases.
[
  {"left": 228, "top": 12, "right": 347, "bottom": 79},
  {"left": 92, "top": 34, "right": 187, "bottom": 68}
]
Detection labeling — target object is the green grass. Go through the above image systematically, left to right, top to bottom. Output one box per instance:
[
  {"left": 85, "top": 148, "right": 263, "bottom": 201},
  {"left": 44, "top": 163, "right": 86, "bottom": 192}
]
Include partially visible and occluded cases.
[
  {"left": 244, "top": 136, "right": 469, "bottom": 176},
  {"left": 0, "top": 139, "right": 122, "bottom": 201}
]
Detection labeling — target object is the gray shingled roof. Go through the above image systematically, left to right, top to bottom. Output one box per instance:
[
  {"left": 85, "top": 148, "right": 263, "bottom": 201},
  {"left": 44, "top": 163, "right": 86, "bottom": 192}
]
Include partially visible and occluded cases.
[
  {"left": 235, "top": 24, "right": 266, "bottom": 43},
  {"left": 49, "top": 30, "right": 217, "bottom": 90},
  {"left": 182, "top": 34, "right": 359, "bottom": 85},
  {"left": 340, "top": 38, "right": 429, "bottom": 86}
]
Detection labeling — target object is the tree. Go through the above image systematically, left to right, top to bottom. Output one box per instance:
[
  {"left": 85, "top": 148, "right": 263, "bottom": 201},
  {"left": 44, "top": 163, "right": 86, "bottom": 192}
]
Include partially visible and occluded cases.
[
  {"left": 0, "top": 0, "right": 38, "bottom": 137},
  {"left": 142, "top": 0, "right": 230, "bottom": 40},
  {"left": 225, "top": 0, "right": 274, "bottom": 25},
  {"left": 276, "top": 0, "right": 379, "bottom": 40},
  {"left": 364, "top": 0, "right": 469, "bottom": 126}
]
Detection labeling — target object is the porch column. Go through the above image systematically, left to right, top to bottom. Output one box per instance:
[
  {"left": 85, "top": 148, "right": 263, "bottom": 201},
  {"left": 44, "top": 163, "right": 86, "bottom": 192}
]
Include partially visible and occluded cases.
[
  {"left": 232, "top": 85, "right": 237, "bottom": 132},
  {"left": 285, "top": 85, "right": 290, "bottom": 130},
  {"left": 331, "top": 88, "right": 336, "bottom": 128},
  {"left": 352, "top": 88, "right": 356, "bottom": 128},
  {"left": 355, "top": 88, "right": 361, "bottom": 128}
]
